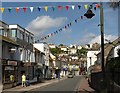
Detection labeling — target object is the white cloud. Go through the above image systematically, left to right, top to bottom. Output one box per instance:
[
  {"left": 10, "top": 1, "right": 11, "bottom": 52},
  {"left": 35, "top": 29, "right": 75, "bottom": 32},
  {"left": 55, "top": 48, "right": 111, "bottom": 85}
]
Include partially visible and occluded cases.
[
  {"left": 26, "top": 16, "right": 67, "bottom": 36},
  {"left": 75, "top": 33, "right": 97, "bottom": 45},
  {"left": 89, "top": 34, "right": 118, "bottom": 44}
]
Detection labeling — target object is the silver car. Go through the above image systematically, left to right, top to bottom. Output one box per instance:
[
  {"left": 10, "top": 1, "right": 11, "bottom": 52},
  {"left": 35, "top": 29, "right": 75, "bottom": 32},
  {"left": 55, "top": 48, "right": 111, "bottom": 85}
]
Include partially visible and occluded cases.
[{"left": 67, "top": 73, "right": 74, "bottom": 78}]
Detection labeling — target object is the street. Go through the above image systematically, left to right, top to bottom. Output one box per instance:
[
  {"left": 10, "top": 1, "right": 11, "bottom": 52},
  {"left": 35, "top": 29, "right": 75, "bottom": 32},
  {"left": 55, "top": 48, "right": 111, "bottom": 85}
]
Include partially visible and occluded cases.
[{"left": 29, "top": 76, "right": 81, "bottom": 92}]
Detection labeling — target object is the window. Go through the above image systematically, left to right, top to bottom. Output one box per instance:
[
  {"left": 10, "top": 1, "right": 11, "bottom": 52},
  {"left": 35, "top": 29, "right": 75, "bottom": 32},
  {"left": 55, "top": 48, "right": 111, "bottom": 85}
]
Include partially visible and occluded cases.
[
  {"left": 0, "top": 29, "right": 3, "bottom": 35},
  {"left": 11, "top": 29, "right": 16, "bottom": 37},
  {"left": 17, "top": 30, "right": 20, "bottom": 38}
]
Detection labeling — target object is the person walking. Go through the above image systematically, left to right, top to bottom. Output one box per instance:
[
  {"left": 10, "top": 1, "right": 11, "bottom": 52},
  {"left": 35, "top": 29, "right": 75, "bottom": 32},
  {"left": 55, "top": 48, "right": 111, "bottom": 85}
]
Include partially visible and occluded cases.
[
  {"left": 58, "top": 72, "right": 60, "bottom": 80},
  {"left": 22, "top": 73, "right": 26, "bottom": 87},
  {"left": 26, "top": 75, "right": 30, "bottom": 86}
]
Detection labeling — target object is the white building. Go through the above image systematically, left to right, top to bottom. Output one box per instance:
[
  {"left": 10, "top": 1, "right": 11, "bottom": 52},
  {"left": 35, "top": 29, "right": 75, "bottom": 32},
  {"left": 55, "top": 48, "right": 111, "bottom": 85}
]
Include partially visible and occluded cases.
[
  {"left": 33, "top": 42, "right": 50, "bottom": 78},
  {"left": 33, "top": 42, "right": 49, "bottom": 66},
  {"left": 49, "top": 44, "right": 56, "bottom": 48},
  {"left": 87, "top": 50, "right": 99, "bottom": 70}
]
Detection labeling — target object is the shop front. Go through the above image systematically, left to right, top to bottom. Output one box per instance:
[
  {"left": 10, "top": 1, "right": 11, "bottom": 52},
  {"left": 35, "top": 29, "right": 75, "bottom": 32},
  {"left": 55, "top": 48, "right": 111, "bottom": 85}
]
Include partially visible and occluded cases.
[{"left": 2, "top": 60, "right": 18, "bottom": 89}]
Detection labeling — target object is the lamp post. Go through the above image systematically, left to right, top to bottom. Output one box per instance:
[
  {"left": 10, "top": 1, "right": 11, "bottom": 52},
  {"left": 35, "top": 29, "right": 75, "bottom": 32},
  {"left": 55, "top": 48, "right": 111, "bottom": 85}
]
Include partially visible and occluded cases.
[{"left": 84, "top": 2, "right": 105, "bottom": 89}]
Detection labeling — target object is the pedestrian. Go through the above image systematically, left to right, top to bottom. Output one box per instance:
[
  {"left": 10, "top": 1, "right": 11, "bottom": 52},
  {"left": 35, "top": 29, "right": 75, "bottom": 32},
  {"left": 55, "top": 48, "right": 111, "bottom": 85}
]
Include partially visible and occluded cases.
[
  {"left": 58, "top": 72, "right": 60, "bottom": 80},
  {"left": 22, "top": 73, "right": 26, "bottom": 87},
  {"left": 54, "top": 73, "right": 56, "bottom": 79},
  {"left": 10, "top": 74, "right": 14, "bottom": 82},
  {"left": 26, "top": 75, "right": 30, "bottom": 86}
]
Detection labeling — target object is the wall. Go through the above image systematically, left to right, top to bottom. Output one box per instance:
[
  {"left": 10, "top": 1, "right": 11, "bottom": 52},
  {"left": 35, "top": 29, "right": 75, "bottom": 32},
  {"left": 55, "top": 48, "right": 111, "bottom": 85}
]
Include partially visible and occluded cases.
[{"left": 87, "top": 50, "right": 99, "bottom": 70}]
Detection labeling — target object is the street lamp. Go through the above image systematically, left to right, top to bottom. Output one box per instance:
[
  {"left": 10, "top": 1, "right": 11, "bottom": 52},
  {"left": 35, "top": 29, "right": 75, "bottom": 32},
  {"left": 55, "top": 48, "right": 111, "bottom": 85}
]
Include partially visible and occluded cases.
[{"left": 84, "top": 2, "right": 105, "bottom": 89}]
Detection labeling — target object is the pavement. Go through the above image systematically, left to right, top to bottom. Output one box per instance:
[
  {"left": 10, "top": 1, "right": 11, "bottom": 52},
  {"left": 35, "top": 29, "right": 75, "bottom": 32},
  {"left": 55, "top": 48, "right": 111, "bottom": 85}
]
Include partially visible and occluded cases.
[
  {"left": 2, "top": 75, "right": 96, "bottom": 93},
  {"left": 77, "top": 76, "right": 96, "bottom": 93},
  {"left": 2, "top": 77, "right": 67, "bottom": 92}
]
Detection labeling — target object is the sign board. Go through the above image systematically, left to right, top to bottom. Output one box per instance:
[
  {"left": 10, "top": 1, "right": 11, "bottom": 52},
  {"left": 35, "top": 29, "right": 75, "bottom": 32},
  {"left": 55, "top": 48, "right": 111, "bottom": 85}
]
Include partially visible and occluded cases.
[{"left": 8, "top": 61, "right": 17, "bottom": 66}]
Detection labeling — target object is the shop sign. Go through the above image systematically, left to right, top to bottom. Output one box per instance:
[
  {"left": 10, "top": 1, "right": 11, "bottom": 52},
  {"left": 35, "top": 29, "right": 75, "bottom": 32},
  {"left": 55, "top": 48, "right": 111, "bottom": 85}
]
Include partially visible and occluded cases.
[
  {"left": 8, "top": 61, "right": 17, "bottom": 66},
  {"left": 5, "top": 66, "right": 14, "bottom": 70}
]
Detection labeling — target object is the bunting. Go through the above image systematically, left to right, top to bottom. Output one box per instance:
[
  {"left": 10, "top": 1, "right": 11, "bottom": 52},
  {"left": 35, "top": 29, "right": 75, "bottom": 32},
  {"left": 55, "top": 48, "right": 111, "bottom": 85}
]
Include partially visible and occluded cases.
[
  {"left": 0, "top": 3, "right": 100, "bottom": 13},
  {"left": 84, "top": 4, "right": 88, "bottom": 9},
  {"left": 71, "top": 5, "right": 75, "bottom": 10},
  {"left": 44, "top": 6, "right": 48, "bottom": 12},
  {"left": 16, "top": 7, "right": 19, "bottom": 12},
  {"left": 23, "top": 7, "right": 27, "bottom": 12},
  {"left": 30, "top": 7, "right": 34, "bottom": 12},
  {"left": 1, "top": 8, "right": 4, "bottom": 13},
  {"left": 8, "top": 8, "right": 12, "bottom": 13},
  {"left": 39, "top": 15, "right": 85, "bottom": 41}
]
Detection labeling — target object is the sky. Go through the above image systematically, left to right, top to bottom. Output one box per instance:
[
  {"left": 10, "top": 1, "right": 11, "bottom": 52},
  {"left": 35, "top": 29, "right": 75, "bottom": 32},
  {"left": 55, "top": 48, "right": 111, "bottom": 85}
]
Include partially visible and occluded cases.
[{"left": 1, "top": 2, "right": 119, "bottom": 46}]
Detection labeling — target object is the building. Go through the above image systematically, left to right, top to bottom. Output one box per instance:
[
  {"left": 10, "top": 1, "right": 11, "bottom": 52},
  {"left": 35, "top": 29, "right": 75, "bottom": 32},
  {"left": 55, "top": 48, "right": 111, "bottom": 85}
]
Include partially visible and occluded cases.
[
  {"left": 0, "top": 21, "right": 35, "bottom": 89},
  {"left": 33, "top": 42, "right": 50, "bottom": 79},
  {"left": 49, "top": 44, "right": 56, "bottom": 48},
  {"left": 87, "top": 50, "right": 99, "bottom": 70}
]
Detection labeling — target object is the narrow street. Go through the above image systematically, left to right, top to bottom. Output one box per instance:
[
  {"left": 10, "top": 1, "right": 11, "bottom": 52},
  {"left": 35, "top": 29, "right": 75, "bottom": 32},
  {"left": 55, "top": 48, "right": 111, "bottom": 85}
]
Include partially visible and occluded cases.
[{"left": 29, "top": 76, "right": 81, "bottom": 92}]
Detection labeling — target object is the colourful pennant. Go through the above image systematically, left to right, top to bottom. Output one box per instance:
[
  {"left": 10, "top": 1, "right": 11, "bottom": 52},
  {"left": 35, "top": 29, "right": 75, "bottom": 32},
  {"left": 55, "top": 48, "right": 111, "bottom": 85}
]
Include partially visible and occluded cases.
[
  {"left": 84, "top": 4, "right": 88, "bottom": 9},
  {"left": 96, "top": 4, "right": 100, "bottom": 8},
  {"left": 72, "top": 5, "right": 75, "bottom": 10},
  {"left": 78, "top": 5, "right": 81, "bottom": 10},
  {"left": 89, "top": 5, "right": 93, "bottom": 9},
  {"left": 44, "top": 6, "right": 48, "bottom": 12},
  {"left": 52, "top": 6, "right": 55, "bottom": 11},
  {"left": 58, "top": 6, "right": 62, "bottom": 10},
  {"left": 66, "top": 6, "right": 69, "bottom": 11},
  {"left": 16, "top": 7, "right": 19, "bottom": 12},
  {"left": 23, "top": 7, "right": 27, "bottom": 12},
  {"left": 30, "top": 7, "right": 34, "bottom": 12},
  {"left": 38, "top": 7, "right": 41, "bottom": 11},
  {"left": 94, "top": 7, "right": 96, "bottom": 10},
  {"left": 1, "top": 8, "right": 4, "bottom": 13},
  {"left": 8, "top": 8, "right": 12, "bottom": 13},
  {"left": 81, "top": 16, "right": 83, "bottom": 19},
  {"left": 75, "top": 19, "right": 77, "bottom": 23}
]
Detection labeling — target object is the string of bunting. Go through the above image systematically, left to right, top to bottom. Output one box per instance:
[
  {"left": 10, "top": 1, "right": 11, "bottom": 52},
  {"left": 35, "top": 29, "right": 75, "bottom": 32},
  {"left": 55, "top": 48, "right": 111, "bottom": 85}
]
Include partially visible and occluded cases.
[
  {"left": 0, "top": 3, "right": 100, "bottom": 13},
  {"left": 38, "top": 15, "right": 85, "bottom": 42}
]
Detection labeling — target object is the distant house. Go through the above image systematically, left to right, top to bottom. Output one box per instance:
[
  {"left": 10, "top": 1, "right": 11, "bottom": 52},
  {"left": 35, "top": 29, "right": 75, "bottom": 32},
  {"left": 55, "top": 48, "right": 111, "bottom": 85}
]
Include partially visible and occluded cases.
[
  {"left": 49, "top": 44, "right": 56, "bottom": 48},
  {"left": 87, "top": 50, "right": 99, "bottom": 70}
]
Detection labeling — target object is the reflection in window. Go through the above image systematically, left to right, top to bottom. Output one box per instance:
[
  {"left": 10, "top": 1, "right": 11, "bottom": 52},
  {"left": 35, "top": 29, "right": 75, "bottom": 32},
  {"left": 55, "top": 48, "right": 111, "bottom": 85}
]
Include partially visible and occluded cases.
[{"left": 11, "top": 29, "right": 16, "bottom": 37}]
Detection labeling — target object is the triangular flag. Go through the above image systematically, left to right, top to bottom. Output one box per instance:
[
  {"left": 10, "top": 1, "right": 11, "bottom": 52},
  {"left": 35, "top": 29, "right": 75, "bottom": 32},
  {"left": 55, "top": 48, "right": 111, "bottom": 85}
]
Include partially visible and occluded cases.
[
  {"left": 84, "top": 4, "right": 88, "bottom": 9},
  {"left": 96, "top": 4, "right": 100, "bottom": 8},
  {"left": 72, "top": 5, "right": 75, "bottom": 10},
  {"left": 78, "top": 5, "right": 81, "bottom": 10},
  {"left": 89, "top": 5, "right": 93, "bottom": 9},
  {"left": 44, "top": 6, "right": 48, "bottom": 12},
  {"left": 52, "top": 6, "right": 55, "bottom": 11},
  {"left": 58, "top": 6, "right": 62, "bottom": 10},
  {"left": 66, "top": 6, "right": 69, "bottom": 11},
  {"left": 16, "top": 7, "right": 19, "bottom": 12},
  {"left": 23, "top": 7, "right": 27, "bottom": 12},
  {"left": 30, "top": 7, "right": 34, "bottom": 12},
  {"left": 38, "top": 7, "right": 41, "bottom": 11},
  {"left": 94, "top": 7, "right": 96, "bottom": 10},
  {"left": 1, "top": 8, "right": 4, "bottom": 13},
  {"left": 8, "top": 8, "right": 12, "bottom": 13},
  {"left": 81, "top": 16, "right": 83, "bottom": 19},
  {"left": 75, "top": 19, "right": 77, "bottom": 23},
  {"left": 67, "top": 24, "right": 69, "bottom": 27},
  {"left": 65, "top": 26, "right": 67, "bottom": 29},
  {"left": 56, "top": 31, "right": 58, "bottom": 33},
  {"left": 54, "top": 32, "right": 56, "bottom": 34}
]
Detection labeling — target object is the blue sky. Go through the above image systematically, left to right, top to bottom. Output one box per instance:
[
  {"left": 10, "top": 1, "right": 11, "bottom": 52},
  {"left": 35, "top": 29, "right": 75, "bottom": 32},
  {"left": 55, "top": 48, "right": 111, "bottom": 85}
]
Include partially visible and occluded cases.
[{"left": 1, "top": 2, "right": 118, "bottom": 46}]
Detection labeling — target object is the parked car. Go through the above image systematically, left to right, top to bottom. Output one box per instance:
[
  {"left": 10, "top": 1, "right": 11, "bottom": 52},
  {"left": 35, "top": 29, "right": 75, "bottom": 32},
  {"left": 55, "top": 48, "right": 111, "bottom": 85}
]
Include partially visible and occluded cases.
[{"left": 67, "top": 73, "right": 74, "bottom": 78}]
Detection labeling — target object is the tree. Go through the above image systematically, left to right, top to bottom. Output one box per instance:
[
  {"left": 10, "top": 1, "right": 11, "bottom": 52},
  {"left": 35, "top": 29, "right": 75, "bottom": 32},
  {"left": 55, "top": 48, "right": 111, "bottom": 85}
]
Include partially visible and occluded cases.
[
  {"left": 50, "top": 47, "right": 62, "bottom": 55},
  {"left": 77, "top": 48, "right": 87, "bottom": 58}
]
